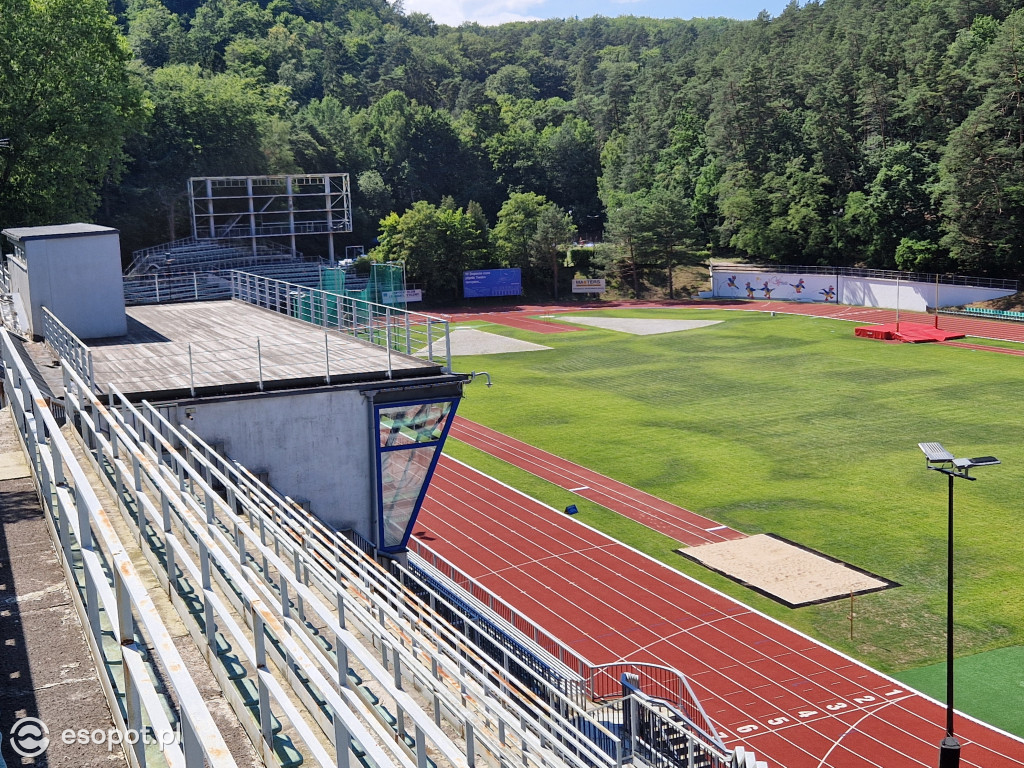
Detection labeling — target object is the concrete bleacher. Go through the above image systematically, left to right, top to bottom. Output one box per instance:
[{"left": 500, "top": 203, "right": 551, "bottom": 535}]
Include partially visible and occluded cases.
[
  {"left": 122, "top": 236, "right": 383, "bottom": 308},
  {"left": 123, "top": 236, "right": 328, "bottom": 305},
  {"left": 126, "top": 237, "right": 303, "bottom": 277}
]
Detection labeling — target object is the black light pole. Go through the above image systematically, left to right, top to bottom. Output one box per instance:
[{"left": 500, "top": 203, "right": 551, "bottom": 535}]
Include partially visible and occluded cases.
[
  {"left": 918, "top": 443, "right": 1000, "bottom": 768},
  {"left": 942, "top": 466, "right": 957, "bottom": 763}
]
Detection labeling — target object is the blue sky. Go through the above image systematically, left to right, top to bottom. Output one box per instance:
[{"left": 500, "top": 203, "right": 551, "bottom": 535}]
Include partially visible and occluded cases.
[{"left": 403, "top": 0, "right": 794, "bottom": 27}]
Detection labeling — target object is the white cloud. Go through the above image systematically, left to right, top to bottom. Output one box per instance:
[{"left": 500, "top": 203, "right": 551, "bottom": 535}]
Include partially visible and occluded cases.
[{"left": 401, "top": 0, "right": 545, "bottom": 26}]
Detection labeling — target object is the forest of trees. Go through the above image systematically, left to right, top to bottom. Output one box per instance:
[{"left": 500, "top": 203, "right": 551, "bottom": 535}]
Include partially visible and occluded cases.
[{"left": 2, "top": 0, "right": 1024, "bottom": 301}]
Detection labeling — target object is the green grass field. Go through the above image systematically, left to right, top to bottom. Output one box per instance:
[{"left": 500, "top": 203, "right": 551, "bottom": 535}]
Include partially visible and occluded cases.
[
  {"left": 442, "top": 307, "right": 1024, "bottom": 733},
  {"left": 893, "top": 646, "right": 1024, "bottom": 737}
]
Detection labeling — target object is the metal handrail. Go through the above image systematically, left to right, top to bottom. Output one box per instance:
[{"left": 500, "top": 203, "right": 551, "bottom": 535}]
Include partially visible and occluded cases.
[
  {"left": 126, "top": 234, "right": 201, "bottom": 274},
  {"left": 127, "top": 236, "right": 304, "bottom": 277},
  {"left": 230, "top": 271, "right": 453, "bottom": 373},
  {"left": 123, "top": 272, "right": 233, "bottom": 305},
  {"left": 41, "top": 307, "right": 94, "bottom": 391},
  {"left": 1, "top": 328, "right": 238, "bottom": 768},
  {"left": 87, "top": 330, "right": 426, "bottom": 398},
  {"left": 63, "top": 372, "right": 427, "bottom": 768},
  {"left": 86, "top": 382, "right": 613, "bottom": 768},
  {"left": 164, "top": 417, "right": 621, "bottom": 768},
  {"left": 411, "top": 528, "right": 730, "bottom": 749},
  {"left": 409, "top": 532, "right": 594, "bottom": 682},
  {"left": 608, "top": 664, "right": 723, "bottom": 746},
  {"left": 617, "top": 692, "right": 757, "bottom": 768}
]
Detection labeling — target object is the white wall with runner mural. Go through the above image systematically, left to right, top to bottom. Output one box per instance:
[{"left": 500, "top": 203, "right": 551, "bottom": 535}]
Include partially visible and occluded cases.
[
  {"left": 710, "top": 264, "right": 1017, "bottom": 311},
  {"left": 712, "top": 270, "right": 837, "bottom": 303}
]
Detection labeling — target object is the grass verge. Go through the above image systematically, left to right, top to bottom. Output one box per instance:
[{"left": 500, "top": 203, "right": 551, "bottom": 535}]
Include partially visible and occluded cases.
[{"left": 893, "top": 646, "right": 1024, "bottom": 737}]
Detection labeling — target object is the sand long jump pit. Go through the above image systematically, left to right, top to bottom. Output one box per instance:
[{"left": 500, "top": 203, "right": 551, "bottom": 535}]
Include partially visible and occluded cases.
[
  {"left": 558, "top": 316, "right": 723, "bottom": 335},
  {"left": 679, "top": 534, "right": 898, "bottom": 608}
]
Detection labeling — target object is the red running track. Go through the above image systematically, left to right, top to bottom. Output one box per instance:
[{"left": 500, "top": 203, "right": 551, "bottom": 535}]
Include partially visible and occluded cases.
[
  {"left": 443, "top": 298, "right": 1024, "bottom": 346},
  {"left": 450, "top": 416, "right": 744, "bottom": 545},
  {"left": 419, "top": 456, "right": 1024, "bottom": 768}
]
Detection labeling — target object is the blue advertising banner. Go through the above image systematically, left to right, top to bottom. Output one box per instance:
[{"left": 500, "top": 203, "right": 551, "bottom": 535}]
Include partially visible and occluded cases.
[{"left": 463, "top": 268, "right": 522, "bottom": 298}]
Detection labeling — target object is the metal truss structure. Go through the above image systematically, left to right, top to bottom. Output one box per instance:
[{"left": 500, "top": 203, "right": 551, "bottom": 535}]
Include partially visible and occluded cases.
[{"left": 189, "top": 174, "right": 352, "bottom": 259}]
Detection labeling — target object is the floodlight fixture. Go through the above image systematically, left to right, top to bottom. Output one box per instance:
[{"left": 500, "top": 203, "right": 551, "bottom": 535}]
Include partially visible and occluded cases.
[
  {"left": 917, "top": 441, "right": 1000, "bottom": 768},
  {"left": 919, "top": 441, "right": 954, "bottom": 464},
  {"left": 919, "top": 442, "right": 1000, "bottom": 480},
  {"left": 958, "top": 456, "right": 1000, "bottom": 468}
]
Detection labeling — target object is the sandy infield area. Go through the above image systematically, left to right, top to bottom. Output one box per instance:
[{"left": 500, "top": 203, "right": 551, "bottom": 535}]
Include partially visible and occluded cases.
[
  {"left": 417, "top": 327, "right": 552, "bottom": 357},
  {"left": 681, "top": 534, "right": 892, "bottom": 607}
]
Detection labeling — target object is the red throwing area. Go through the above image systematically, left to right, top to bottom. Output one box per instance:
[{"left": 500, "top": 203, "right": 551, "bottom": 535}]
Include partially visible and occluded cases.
[
  {"left": 450, "top": 417, "right": 744, "bottom": 545},
  {"left": 419, "top": 456, "right": 1024, "bottom": 768}
]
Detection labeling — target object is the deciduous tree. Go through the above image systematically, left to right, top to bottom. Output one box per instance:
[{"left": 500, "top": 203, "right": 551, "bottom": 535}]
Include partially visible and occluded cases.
[{"left": 0, "top": 0, "right": 148, "bottom": 226}]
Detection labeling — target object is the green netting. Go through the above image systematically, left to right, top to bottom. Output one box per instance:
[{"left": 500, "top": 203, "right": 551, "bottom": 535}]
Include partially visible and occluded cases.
[
  {"left": 318, "top": 263, "right": 406, "bottom": 307},
  {"left": 372, "top": 263, "right": 406, "bottom": 309},
  {"left": 290, "top": 264, "right": 406, "bottom": 338},
  {"left": 320, "top": 267, "right": 346, "bottom": 294}
]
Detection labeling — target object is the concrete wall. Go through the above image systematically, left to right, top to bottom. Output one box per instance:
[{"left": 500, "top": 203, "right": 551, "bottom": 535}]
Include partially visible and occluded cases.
[
  {"left": 24, "top": 232, "right": 127, "bottom": 339},
  {"left": 712, "top": 269, "right": 1016, "bottom": 310},
  {"left": 712, "top": 271, "right": 837, "bottom": 302},
  {"left": 840, "top": 277, "right": 1014, "bottom": 309},
  {"left": 840, "top": 278, "right": 928, "bottom": 311},
  {"left": 175, "top": 388, "right": 375, "bottom": 536}
]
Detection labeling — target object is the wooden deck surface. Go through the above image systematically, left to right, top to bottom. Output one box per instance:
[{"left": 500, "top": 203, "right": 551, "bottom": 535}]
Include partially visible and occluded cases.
[{"left": 86, "top": 300, "right": 439, "bottom": 397}]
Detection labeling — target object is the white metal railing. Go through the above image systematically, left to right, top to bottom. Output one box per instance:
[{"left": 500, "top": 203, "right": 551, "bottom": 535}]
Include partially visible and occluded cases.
[
  {"left": 126, "top": 235, "right": 201, "bottom": 275},
  {"left": 231, "top": 271, "right": 453, "bottom": 373},
  {"left": 123, "top": 272, "right": 232, "bottom": 305},
  {"left": 41, "top": 307, "right": 95, "bottom": 391},
  {"left": 0, "top": 328, "right": 238, "bottom": 768},
  {"left": 89, "top": 329, "right": 432, "bottom": 398},
  {"left": 59, "top": 366, "right": 614, "bottom": 768},
  {"left": 63, "top": 370, "right": 425, "bottom": 768},
  {"left": 158, "top": 411, "right": 622, "bottom": 768},
  {"left": 408, "top": 537, "right": 767, "bottom": 765},
  {"left": 590, "top": 663, "right": 721, "bottom": 746},
  {"left": 613, "top": 690, "right": 767, "bottom": 768}
]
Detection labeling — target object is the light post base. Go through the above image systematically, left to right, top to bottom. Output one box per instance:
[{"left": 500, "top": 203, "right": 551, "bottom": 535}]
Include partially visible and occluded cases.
[{"left": 938, "top": 735, "right": 960, "bottom": 768}]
